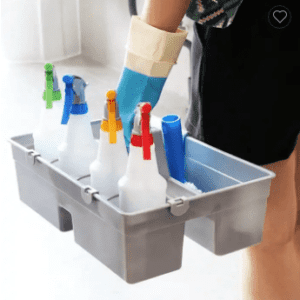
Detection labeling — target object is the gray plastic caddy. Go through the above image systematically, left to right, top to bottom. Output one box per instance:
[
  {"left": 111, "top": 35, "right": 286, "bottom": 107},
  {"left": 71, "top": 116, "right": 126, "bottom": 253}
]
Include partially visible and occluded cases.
[{"left": 8, "top": 118, "right": 275, "bottom": 284}]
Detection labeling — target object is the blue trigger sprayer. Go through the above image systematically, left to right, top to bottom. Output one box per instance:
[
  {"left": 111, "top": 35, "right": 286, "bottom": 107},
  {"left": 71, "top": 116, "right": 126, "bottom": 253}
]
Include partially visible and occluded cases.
[{"left": 57, "top": 75, "right": 98, "bottom": 179}]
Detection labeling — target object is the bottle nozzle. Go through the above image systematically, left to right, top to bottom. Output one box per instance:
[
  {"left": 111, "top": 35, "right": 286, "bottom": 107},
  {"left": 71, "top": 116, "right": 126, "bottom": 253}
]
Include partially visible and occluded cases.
[
  {"left": 44, "top": 63, "right": 53, "bottom": 72},
  {"left": 106, "top": 90, "right": 117, "bottom": 144},
  {"left": 140, "top": 103, "right": 152, "bottom": 160}
]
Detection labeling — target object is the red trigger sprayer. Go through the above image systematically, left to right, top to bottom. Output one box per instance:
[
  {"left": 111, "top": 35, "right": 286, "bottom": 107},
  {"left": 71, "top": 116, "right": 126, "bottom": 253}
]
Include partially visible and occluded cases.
[
  {"left": 118, "top": 102, "right": 167, "bottom": 213},
  {"left": 141, "top": 103, "right": 152, "bottom": 160}
]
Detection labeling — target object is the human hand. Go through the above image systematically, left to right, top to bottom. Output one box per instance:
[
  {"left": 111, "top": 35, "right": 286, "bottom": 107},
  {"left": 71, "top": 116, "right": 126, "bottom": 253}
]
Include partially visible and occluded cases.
[{"left": 116, "top": 67, "right": 166, "bottom": 150}]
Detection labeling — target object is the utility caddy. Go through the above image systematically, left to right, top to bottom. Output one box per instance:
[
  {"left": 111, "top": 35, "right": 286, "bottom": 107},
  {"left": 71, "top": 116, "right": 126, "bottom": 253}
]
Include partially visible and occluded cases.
[{"left": 8, "top": 118, "right": 275, "bottom": 284}]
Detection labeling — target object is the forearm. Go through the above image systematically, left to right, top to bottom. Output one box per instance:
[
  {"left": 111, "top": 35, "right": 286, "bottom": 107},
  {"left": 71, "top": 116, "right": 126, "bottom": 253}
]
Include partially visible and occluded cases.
[{"left": 140, "top": 0, "right": 191, "bottom": 33}]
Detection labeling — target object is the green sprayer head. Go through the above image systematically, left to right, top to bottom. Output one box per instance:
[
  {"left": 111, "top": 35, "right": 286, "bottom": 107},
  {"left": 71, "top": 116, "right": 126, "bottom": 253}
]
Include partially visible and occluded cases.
[{"left": 43, "top": 63, "right": 62, "bottom": 109}]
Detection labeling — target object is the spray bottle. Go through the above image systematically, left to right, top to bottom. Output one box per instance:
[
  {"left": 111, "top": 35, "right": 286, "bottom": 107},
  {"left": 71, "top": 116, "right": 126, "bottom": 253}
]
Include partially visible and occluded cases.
[
  {"left": 33, "top": 63, "right": 67, "bottom": 161},
  {"left": 57, "top": 75, "right": 98, "bottom": 178},
  {"left": 89, "top": 90, "right": 128, "bottom": 200},
  {"left": 118, "top": 102, "right": 167, "bottom": 213}
]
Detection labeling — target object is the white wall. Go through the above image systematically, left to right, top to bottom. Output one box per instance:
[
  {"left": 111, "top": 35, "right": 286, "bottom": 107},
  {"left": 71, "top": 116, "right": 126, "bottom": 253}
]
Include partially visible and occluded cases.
[{"left": 79, "top": 0, "right": 195, "bottom": 99}]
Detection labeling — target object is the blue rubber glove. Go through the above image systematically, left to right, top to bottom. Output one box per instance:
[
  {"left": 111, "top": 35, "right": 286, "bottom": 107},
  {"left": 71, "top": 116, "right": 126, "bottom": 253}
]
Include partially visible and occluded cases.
[
  {"left": 115, "top": 16, "right": 188, "bottom": 152},
  {"left": 116, "top": 68, "right": 167, "bottom": 151}
]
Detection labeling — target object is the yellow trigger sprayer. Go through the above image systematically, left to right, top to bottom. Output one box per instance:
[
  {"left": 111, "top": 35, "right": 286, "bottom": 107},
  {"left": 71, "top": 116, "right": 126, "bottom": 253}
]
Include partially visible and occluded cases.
[
  {"left": 89, "top": 90, "right": 128, "bottom": 201},
  {"left": 100, "top": 90, "right": 123, "bottom": 144}
]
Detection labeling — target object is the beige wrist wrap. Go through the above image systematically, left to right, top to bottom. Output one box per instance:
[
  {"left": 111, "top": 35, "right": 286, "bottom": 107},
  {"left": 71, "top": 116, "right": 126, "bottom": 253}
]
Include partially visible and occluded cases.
[{"left": 125, "top": 16, "right": 188, "bottom": 78}]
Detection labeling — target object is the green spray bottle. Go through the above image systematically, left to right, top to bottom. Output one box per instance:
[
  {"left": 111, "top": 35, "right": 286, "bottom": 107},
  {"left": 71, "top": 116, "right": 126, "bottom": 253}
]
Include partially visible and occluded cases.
[{"left": 33, "top": 63, "right": 67, "bottom": 161}]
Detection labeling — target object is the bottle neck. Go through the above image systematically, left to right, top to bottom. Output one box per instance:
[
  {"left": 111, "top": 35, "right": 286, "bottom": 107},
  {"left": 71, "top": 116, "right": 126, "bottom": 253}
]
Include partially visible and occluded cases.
[
  {"left": 65, "top": 113, "right": 93, "bottom": 144},
  {"left": 97, "top": 129, "right": 125, "bottom": 160},
  {"left": 126, "top": 144, "right": 159, "bottom": 178}
]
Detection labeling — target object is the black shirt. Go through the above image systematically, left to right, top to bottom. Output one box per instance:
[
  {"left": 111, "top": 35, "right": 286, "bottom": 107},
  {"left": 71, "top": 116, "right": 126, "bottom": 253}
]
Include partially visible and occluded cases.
[{"left": 185, "top": 0, "right": 300, "bottom": 165}]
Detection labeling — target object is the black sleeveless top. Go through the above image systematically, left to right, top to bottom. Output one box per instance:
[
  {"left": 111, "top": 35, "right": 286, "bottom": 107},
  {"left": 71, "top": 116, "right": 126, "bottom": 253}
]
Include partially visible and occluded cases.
[{"left": 185, "top": 0, "right": 299, "bottom": 164}]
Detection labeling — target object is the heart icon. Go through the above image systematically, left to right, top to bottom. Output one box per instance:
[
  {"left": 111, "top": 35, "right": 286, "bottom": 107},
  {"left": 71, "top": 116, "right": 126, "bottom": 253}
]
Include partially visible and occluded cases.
[{"left": 273, "top": 10, "right": 287, "bottom": 23}]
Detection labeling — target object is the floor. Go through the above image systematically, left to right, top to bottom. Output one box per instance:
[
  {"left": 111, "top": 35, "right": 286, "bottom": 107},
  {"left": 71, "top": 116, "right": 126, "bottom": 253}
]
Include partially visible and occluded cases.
[{"left": 0, "top": 53, "right": 248, "bottom": 300}]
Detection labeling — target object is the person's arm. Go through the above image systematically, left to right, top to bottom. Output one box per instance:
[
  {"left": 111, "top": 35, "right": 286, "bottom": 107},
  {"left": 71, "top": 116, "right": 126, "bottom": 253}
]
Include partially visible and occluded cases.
[
  {"left": 140, "top": 0, "right": 191, "bottom": 33},
  {"left": 116, "top": 1, "right": 189, "bottom": 149}
]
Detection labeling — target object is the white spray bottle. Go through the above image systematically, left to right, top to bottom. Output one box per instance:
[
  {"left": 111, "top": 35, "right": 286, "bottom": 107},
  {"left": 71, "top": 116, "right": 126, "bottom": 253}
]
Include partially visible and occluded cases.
[
  {"left": 33, "top": 63, "right": 67, "bottom": 161},
  {"left": 57, "top": 75, "right": 98, "bottom": 179},
  {"left": 89, "top": 90, "right": 128, "bottom": 200},
  {"left": 118, "top": 102, "right": 167, "bottom": 213}
]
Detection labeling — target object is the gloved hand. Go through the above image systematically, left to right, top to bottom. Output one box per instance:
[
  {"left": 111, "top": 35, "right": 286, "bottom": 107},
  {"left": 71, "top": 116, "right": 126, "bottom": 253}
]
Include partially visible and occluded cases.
[{"left": 115, "top": 16, "right": 188, "bottom": 151}]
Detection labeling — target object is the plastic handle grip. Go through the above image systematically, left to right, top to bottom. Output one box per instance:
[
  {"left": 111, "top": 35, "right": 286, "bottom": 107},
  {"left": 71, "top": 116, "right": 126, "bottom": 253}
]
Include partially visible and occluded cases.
[
  {"left": 44, "top": 63, "right": 53, "bottom": 109},
  {"left": 46, "top": 74, "right": 53, "bottom": 109},
  {"left": 61, "top": 75, "right": 74, "bottom": 125},
  {"left": 108, "top": 99, "right": 117, "bottom": 144},
  {"left": 141, "top": 103, "right": 152, "bottom": 160},
  {"left": 161, "top": 115, "right": 186, "bottom": 183}
]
